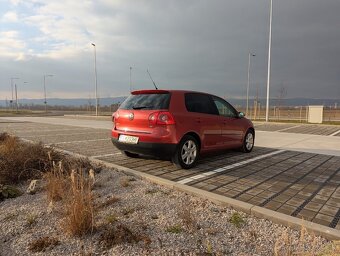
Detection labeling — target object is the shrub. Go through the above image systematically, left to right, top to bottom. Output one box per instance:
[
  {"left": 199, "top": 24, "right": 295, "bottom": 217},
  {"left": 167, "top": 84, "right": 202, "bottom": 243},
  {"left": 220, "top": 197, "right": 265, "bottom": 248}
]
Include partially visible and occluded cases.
[{"left": 0, "top": 133, "right": 98, "bottom": 185}]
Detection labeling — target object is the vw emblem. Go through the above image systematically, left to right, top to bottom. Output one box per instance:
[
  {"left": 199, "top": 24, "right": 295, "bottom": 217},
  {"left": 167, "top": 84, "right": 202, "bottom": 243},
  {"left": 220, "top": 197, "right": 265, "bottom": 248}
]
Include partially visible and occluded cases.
[{"left": 128, "top": 113, "right": 134, "bottom": 120}]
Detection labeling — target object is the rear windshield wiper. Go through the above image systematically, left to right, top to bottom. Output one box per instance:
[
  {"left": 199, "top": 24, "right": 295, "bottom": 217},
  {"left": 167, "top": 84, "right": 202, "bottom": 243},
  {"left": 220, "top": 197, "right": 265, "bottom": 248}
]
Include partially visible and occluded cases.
[{"left": 132, "top": 105, "right": 153, "bottom": 110}]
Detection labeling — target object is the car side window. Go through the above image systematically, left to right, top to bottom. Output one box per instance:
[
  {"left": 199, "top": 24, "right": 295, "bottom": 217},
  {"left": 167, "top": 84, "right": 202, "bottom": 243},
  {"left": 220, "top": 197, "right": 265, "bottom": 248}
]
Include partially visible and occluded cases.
[
  {"left": 185, "top": 93, "right": 218, "bottom": 115},
  {"left": 213, "top": 97, "right": 238, "bottom": 118}
]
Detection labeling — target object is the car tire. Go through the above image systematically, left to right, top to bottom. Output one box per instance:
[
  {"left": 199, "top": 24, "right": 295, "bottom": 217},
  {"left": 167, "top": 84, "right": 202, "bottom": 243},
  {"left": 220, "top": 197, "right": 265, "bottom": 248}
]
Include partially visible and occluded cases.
[
  {"left": 241, "top": 129, "right": 254, "bottom": 153},
  {"left": 172, "top": 135, "right": 199, "bottom": 169},
  {"left": 123, "top": 151, "right": 139, "bottom": 158}
]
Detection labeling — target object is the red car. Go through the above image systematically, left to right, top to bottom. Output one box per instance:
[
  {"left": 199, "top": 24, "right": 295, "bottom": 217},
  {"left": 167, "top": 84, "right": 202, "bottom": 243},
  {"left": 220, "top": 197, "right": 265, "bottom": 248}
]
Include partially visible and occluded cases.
[{"left": 111, "top": 90, "right": 254, "bottom": 169}]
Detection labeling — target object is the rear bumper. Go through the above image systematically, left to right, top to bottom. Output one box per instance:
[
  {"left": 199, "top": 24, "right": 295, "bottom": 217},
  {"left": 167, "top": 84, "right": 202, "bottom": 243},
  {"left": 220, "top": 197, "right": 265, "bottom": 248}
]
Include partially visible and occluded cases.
[{"left": 111, "top": 138, "right": 177, "bottom": 158}]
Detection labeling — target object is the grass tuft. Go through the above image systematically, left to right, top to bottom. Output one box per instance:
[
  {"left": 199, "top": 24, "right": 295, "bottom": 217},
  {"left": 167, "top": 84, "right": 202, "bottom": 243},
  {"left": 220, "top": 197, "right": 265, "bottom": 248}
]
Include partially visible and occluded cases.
[
  {"left": 62, "top": 170, "right": 95, "bottom": 237},
  {"left": 177, "top": 200, "right": 197, "bottom": 232},
  {"left": 229, "top": 212, "right": 244, "bottom": 228},
  {"left": 99, "top": 224, "right": 140, "bottom": 249},
  {"left": 166, "top": 224, "right": 183, "bottom": 234},
  {"left": 28, "top": 236, "right": 60, "bottom": 252}
]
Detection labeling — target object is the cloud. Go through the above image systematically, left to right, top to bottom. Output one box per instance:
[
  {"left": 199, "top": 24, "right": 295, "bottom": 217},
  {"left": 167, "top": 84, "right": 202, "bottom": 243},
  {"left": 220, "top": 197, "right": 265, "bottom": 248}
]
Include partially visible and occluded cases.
[
  {"left": 0, "top": 0, "right": 339, "bottom": 101},
  {"left": 2, "top": 11, "right": 18, "bottom": 22},
  {"left": 0, "top": 30, "right": 27, "bottom": 59}
]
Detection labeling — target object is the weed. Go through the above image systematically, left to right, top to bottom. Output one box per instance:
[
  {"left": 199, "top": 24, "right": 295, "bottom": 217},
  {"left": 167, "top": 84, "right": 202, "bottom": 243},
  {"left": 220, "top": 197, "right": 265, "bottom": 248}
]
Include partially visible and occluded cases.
[
  {"left": 0, "top": 133, "right": 99, "bottom": 185},
  {"left": 44, "top": 166, "right": 68, "bottom": 202},
  {"left": 62, "top": 170, "right": 95, "bottom": 237},
  {"left": 120, "top": 177, "right": 130, "bottom": 187},
  {"left": 0, "top": 184, "right": 22, "bottom": 201},
  {"left": 145, "top": 188, "right": 159, "bottom": 194},
  {"left": 97, "top": 196, "right": 119, "bottom": 209},
  {"left": 177, "top": 200, "right": 197, "bottom": 231},
  {"left": 122, "top": 207, "right": 135, "bottom": 217},
  {"left": 2, "top": 212, "right": 19, "bottom": 222},
  {"left": 229, "top": 212, "right": 244, "bottom": 228},
  {"left": 26, "top": 214, "right": 37, "bottom": 226},
  {"left": 105, "top": 214, "right": 118, "bottom": 224},
  {"left": 151, "top": 215, "right": 159, "bottom": 220},
  {"left": 99, "top": 224, "right": 140, "bottom": 249},
  {"left": 166, "top": 225, "right": 183, "bottom": 234},
  {"left": 273, "top": 226, "right": 334, "bottom": 256},
  {"left": 204, "top": 228, "right": 219, "bottom": 235},
  {"left": 28, "top": 236, "right": 59, "bottom": 252},
  {"left": 206, "top": 240, "right": 213, "bottom": 255},
  {"left": 319, "top": 241, "right": 340, "bottom": 255}
]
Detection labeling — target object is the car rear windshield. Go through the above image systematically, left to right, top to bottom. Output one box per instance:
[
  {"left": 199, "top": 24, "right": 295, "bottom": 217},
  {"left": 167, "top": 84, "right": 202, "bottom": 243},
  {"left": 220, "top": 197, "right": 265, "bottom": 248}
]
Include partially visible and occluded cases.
[{"left": 119, "top": 93, "right": 171, "bottom": 110}]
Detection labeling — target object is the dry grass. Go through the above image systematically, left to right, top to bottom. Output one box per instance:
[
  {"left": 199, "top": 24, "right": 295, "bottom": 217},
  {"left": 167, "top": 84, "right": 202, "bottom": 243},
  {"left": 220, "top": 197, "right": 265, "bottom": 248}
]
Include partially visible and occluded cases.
[
  {"left": 0, "top": 132, "right": 97, "bottom": 185},
  {"left": 44, "top": 164, "right": 68, "bottom": 202},
  {"left": 62, "top": 170, "right": 95, "bottom": 237},
  {"left": 97, "top": 196, "right": 120, "bottom": 209},
  {"left": 177, "top": 200, "right": 198, "bottom": 232},
  {"left": 98, "top": 224, "right": 141, "bottom": 249},
  {"left": 272, "top": 226, "right": 339, "bottom": 256},
  {"left": 28, "top": 236, "right": 60, "bottom": 253}
]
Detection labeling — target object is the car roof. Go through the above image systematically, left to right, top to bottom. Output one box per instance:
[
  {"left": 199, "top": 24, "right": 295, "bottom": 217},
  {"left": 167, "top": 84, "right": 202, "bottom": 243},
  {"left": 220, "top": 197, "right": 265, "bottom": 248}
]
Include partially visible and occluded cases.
[{"left": 131, "top": 89, "right": 213, "bottom": 95}]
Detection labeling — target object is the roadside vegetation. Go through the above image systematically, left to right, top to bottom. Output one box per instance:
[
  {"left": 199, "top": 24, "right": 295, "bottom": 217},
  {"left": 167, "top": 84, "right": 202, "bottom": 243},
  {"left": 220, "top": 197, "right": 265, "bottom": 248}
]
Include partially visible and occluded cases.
[{"left": 0, "top": 133, "right": 339, "bottom": 255}]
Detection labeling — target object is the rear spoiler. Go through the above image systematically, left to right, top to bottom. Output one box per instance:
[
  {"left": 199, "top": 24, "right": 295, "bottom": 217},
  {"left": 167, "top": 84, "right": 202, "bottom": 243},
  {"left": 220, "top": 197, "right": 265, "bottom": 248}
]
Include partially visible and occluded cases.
[{"left": 131, "top": 90, "right": 169, "bottom": 95}]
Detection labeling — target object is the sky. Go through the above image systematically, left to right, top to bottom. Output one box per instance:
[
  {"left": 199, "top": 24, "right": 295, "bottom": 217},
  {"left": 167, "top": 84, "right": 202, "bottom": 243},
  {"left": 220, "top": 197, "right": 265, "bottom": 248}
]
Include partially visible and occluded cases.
[{"left": 0, "top": 0, "right": 339, "bottom": 101}]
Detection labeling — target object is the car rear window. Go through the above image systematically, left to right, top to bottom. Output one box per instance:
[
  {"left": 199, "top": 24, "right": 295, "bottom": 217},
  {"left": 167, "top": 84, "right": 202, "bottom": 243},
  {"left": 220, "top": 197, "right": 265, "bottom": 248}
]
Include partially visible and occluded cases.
[{"left": 119, "top": 93, "right": 171, "bottom": 110}]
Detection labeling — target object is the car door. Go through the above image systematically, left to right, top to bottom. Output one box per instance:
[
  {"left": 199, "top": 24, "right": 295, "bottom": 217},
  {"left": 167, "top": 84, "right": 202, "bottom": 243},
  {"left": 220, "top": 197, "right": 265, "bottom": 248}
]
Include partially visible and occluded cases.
[
  {"left": 184, "top": 93, "right": 222, "bottom": 149},
  {"left": 212, "top": 96, "right": 244, "bottom": 147}
]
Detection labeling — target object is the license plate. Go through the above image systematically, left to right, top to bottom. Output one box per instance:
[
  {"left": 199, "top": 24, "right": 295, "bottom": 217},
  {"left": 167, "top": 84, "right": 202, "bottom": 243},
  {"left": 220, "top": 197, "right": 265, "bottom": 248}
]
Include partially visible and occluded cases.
[{"left": 118, "top": 135, "right": 139, "bottom": 144}]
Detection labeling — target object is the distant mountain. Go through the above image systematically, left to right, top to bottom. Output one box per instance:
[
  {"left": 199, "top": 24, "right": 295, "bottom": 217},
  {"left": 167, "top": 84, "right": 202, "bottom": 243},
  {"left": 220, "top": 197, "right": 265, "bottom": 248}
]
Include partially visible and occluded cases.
[
  {"left": 0, "top": 97, "right": 338, "bottom": 107},
  {"left": 0, "top": 97, "right": 127, "bottom": 107},
  {"left": 228, "top": 98, "right": 339, "bottom": 108}
]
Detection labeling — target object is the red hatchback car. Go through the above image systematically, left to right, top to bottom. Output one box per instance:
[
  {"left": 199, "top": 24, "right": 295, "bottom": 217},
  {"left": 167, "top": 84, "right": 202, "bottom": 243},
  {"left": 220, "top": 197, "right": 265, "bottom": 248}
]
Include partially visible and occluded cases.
[{"left": 111, "top": 90, "right": 255, "bottom": 169}]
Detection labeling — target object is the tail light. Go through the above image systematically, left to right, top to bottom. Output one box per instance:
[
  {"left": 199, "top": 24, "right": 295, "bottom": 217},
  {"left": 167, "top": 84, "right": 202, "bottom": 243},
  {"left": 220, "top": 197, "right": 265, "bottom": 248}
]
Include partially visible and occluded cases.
[
  {"left": 148, "top": 111, "right": 175, "bottom": 127},
  {"left": 112, "top": 112, "right": 119, "bottom": 129}
]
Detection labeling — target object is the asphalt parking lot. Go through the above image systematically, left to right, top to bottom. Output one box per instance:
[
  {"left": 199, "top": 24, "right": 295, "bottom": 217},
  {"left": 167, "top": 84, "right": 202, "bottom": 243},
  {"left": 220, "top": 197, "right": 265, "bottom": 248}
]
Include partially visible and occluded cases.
[{"left": 0, "top": 118, "right": 339, "bottom": 234}]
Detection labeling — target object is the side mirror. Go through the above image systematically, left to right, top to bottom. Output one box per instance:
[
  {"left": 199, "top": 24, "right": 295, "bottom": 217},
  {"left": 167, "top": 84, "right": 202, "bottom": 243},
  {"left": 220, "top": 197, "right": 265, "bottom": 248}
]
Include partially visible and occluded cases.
[{"left": 238, "top": 112, "right": 245, "bottom": 118}]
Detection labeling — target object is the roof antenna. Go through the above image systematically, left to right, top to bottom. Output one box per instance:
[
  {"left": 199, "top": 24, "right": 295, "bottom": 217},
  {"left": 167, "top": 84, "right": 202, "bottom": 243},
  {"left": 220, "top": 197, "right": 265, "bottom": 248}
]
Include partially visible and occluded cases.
[{"left": 147, "top": 69, "right": 158, "bottom": 90}]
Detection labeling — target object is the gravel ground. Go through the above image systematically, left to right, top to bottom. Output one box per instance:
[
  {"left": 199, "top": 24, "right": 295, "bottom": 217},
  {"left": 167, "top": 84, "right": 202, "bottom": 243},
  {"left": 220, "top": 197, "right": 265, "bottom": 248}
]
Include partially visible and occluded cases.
[{"left": 0, "top": 167, "right": 335, "bottom": 256}]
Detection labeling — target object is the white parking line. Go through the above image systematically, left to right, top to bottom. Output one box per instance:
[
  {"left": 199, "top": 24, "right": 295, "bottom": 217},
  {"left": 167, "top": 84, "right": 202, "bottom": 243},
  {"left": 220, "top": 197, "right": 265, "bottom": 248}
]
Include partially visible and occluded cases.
[
  {"left": 276, "top": 125, "right": 301, "bottom": 132},
  {"left": 329, "top": 130, "right": 340, "bottom": 137},
  {"left": 24, "top": 131, "right": 107, "bottom": 138},
  {"left": 47, "top": 138, "right": 109, "bottom": 145},
  {"left": 177, "top": 150, "right": 286, "bottom": 185},
  {"left": 91, "top": 152, "right": 121, "bottom": 158}
]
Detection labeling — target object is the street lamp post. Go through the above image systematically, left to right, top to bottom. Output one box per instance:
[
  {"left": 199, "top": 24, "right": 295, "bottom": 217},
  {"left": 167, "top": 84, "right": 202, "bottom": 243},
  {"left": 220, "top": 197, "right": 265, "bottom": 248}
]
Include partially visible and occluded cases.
[
  {"left": 265, "top": 0, "right": 273, "bottom": 122},
  {"left": 91, "top": 43, "right": 98, "bottom": 116},
  {"left": 246, "top": 52, "right": 256, "bottom": 116},
  {"left": 130, "top": 66, "right": 132, "bottom": 92},
  {"left": 44, "top": 74, "right": 53, "bottom": 113},
  {"left": 10, "top": 77, "right": 19, "bottom": 109},
  {"left": 14, "top": 81, "right": 27, "bottom": 112}
]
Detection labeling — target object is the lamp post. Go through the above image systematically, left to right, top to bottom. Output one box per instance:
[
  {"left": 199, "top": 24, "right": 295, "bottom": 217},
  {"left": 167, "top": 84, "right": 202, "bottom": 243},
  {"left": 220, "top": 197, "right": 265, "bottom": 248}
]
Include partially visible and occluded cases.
[
  {"left": 265, "top": 0, "right": 273, "bottom": 122},
  {"left": 91, "top": 43, "right": 98, "bottom": 116},
  {"left": 246, "top": 52, "right": 256, "bottom": 116},
  {"left": 130, "top": 66, "right": 132, "bottom": 92},
  {"left": 44, "top": 74, "right": 53, "bottom": 113},
  {"left": 10, "top": 77, "right": 19, "bottom": 109},
  {"left": 15, "top": 81, "right": 28, "bottom": 112}
]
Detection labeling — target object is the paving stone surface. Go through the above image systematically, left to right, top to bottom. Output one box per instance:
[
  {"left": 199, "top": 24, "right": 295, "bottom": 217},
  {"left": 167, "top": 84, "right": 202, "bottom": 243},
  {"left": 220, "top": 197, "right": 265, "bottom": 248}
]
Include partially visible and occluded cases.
[
  {"left": 1, "top": 120, "right": 339, "bottom": 230},
  {"left": 255, "top": 122, "right": 340, "bottom": 136}
]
